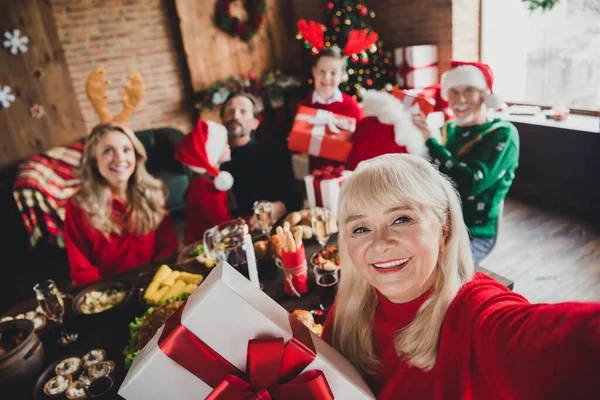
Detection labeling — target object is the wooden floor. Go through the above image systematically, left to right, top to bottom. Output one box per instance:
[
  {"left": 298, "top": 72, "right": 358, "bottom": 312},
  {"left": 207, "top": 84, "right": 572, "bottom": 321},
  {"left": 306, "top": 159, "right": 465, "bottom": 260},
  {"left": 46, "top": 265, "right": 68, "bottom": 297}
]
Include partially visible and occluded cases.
[{"left": 482, "top": 197, "right": 600, "bottom": 303}]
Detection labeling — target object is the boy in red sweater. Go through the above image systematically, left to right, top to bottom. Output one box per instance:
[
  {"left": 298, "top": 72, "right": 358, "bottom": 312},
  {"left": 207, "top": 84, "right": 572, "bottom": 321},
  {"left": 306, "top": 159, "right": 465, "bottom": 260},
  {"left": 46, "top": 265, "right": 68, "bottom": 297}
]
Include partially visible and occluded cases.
[{"left": 175, "top": 120, "right": 234, "bottom": 245}]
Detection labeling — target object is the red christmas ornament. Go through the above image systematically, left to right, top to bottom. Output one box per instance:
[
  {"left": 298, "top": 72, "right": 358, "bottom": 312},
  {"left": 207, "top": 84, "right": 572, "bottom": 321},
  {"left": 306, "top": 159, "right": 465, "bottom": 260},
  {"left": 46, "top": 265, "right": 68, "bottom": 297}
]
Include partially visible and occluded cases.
[
  {"left": 327, "top": 1, "right": 334, "bottom": 9},
  {"left": 359, "top": 6, "right": 368, "bottom": 16},
  {"left": 332, "top": 17, "right": 339, "bottom": 26},
  {"left": 351, "top": 54, "right": 359, "bottom": 63},
  {"left": 360, "top": 55, "right": 369, "bottom": 65},
  {"left": 366, "top": 79, "right": 373, "bottom": 86}
]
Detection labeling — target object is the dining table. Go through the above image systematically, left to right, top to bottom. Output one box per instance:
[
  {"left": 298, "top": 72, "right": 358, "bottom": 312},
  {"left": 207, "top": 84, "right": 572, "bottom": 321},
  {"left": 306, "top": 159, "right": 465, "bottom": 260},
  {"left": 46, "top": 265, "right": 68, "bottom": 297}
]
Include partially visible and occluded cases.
[{"left": 1, "top": 235, "right": 513, "bottom": 399}]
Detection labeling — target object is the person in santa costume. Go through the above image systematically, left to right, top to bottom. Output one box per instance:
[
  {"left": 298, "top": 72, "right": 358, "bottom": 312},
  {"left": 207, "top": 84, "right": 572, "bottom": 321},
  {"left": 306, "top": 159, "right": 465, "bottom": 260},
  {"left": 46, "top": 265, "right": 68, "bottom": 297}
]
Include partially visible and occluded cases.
[
  {"left": 412, "top": 61, "right": 519, "bottom": 264},
  {"left": 346, "top": 89, "right": 438, "bottom": 170},
  {"left": 175, "top": 120, "right": 234, "bottom": 245}
]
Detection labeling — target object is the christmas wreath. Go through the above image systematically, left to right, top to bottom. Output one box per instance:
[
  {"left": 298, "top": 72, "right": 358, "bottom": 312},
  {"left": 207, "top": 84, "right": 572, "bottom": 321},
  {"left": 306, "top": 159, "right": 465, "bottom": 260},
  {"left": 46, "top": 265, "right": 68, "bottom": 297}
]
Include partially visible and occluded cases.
[{"left": 214, "top": 0, "right": 266, "bottom": 42}]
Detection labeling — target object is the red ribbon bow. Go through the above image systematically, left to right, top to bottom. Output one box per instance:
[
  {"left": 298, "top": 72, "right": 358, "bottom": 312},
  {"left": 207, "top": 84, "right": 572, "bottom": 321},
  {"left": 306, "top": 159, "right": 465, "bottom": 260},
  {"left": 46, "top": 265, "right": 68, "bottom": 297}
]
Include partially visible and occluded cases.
[
  {"left": 312, "top": 165, "right": 345, "bottom": 181},
  {"left": 158, "top": 303, "right": 333, "bottom": 400}
]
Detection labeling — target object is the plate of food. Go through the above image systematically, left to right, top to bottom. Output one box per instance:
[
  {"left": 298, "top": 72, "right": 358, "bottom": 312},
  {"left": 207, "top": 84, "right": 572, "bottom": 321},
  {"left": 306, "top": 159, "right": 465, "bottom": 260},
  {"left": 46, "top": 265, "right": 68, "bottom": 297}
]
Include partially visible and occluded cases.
[
  {"left": 176, "top": 242, "right": 215, "bottom": 271},
  {"left": 310, "top": 245, "right": 340, "bottom": 271},
  {"left": 139, "top": 264, "right": 202, "bottom": 306},
  {"left": 72, "top": 280, "right": 133, "bottom": 316},
  {"left": 123, "top": 294, "right": 189, "bottom": 369},
  {"left": 33, "top": 347, "right": 118, "bottom": 399}
]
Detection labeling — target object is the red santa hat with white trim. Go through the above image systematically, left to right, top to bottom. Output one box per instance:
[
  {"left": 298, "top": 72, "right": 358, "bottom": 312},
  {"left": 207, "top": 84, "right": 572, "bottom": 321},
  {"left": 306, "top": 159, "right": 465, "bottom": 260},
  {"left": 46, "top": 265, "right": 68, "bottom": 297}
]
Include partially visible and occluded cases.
[
  {"left": 440, "top": 61, "right": 504, "bottom": 110},
  {"left": 175, "top": 120, "right": 234, "bottom": 191}
]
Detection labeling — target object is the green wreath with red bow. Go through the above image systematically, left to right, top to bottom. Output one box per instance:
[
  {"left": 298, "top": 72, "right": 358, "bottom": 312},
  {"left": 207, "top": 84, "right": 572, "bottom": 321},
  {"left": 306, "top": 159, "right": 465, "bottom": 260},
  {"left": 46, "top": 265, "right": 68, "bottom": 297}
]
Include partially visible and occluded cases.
[{"left": 214, "top": 0, "right": 266, "bottom": 42}]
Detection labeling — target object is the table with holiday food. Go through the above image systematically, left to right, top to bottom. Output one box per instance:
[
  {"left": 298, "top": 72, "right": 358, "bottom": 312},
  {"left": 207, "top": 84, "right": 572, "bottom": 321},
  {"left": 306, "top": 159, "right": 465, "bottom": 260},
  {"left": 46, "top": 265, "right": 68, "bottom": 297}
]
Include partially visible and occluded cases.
[{"left": 0, "top": 229, "right": 512, "bottom": 399}]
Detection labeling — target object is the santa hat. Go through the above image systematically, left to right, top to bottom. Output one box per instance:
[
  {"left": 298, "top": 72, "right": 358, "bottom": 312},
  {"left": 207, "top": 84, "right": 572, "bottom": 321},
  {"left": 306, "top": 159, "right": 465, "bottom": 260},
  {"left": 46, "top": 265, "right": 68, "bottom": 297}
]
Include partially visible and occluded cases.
[
  {"left": 440, "top": 61, "right": 503, "bottom": 110},
  {"left": 361, "top": 90, "right": 440, "bottom": 158},
  {"left": 174, "top": 120, "right": 233, "bottom": 191}
]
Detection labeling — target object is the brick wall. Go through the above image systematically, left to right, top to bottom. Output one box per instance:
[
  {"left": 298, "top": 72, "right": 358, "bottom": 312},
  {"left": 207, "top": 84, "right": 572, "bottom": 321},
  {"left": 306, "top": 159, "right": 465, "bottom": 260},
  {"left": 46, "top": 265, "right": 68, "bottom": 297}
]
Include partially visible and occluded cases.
[
  {"left": 52, "top": 0, "right": 192, "bottom": 134},
  {"left": 369, "top": 0, "right": 480, "bottom": 74}
]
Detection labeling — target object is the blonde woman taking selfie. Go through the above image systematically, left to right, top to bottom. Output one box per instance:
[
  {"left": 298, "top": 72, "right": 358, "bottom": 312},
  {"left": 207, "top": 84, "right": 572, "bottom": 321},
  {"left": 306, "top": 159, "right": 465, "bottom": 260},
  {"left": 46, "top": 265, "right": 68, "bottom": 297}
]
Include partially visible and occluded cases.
[
  {"left": 65, "top": 123, "right": 178, "bottom": 286},
  {"left": 323, "top": 153, "right": 599, "bottom": 399}
]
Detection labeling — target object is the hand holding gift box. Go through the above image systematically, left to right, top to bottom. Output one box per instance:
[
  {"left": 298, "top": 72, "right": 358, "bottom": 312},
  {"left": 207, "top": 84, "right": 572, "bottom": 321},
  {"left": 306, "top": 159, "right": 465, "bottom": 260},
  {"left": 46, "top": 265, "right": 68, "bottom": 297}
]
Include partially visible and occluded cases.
[
  {"left": 394, "top": 44, "right": 439, "bottom": 89},
  {"left": 288, "top": 106, "right": 356, "bottom": 163},
  {"left": 304, "top": 166, "right": 353, "bottom": 217},
  {"left": 119, "top": 261, "right": 375, "bottom": 399}
]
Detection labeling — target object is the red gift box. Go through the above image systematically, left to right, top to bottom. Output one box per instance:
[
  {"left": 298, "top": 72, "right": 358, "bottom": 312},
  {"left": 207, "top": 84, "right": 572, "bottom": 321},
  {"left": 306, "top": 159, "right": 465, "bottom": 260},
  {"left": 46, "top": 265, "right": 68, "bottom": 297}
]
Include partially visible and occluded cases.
[{"left": 288, "top": 106, "right": 356, "bottom": 163}]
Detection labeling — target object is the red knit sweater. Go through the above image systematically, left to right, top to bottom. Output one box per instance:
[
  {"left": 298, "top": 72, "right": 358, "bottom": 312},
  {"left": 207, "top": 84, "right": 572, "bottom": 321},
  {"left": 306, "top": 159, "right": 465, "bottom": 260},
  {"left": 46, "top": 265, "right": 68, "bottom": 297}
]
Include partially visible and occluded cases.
[
  {"left": 299, "top": 91, "right": 363, "bottom": 171},
  {"left": 346, "top": 116, "right": 409, "bottom": 171},
  {"left": 183, "top": 176, "right": 232, "bottom": 245},
  {"left": 65, "top": 198, "right": 179, "bottom": 286},
  {"left": 323, "top": 273, "right": 600, "bottom": 399}
]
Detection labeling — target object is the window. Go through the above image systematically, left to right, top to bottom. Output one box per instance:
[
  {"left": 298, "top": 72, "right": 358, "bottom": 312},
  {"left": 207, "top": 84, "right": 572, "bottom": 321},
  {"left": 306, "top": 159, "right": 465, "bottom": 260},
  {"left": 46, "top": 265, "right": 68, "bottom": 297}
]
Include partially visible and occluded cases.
[{"left": 481, "top": 0, "right": 600, "bottom": 112}]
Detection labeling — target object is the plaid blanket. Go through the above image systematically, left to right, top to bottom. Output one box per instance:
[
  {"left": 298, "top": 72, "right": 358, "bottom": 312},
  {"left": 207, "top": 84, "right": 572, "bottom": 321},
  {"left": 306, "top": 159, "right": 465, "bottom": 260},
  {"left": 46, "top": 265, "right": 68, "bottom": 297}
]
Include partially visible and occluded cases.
[{"left": 13, "top": 140, "right": 85, "bottom": 249}]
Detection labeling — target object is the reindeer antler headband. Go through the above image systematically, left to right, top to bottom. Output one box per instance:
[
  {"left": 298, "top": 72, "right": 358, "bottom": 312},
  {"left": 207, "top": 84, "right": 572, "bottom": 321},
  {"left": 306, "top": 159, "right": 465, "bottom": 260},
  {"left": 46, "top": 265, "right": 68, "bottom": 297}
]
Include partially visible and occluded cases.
[
  {"left": 296, "top": 19, "right": 379, "bottom": 57},
  {"left": 85, "top": 67, "right": 144, "bottom": 124}
]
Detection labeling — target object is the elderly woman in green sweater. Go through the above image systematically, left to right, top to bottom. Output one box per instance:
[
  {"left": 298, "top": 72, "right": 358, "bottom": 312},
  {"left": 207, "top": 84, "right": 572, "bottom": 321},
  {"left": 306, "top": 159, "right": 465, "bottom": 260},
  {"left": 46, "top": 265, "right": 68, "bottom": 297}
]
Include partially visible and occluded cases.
[{"left": 413, "top": 61, "right": 518, "bottom": 263}]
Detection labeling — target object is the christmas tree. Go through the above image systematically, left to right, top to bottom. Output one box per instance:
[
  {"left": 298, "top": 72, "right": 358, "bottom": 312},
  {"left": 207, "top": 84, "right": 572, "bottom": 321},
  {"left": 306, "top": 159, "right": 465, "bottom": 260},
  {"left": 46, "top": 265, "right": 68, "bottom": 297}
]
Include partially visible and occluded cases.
[{"left": 324, "top": 0, "right": 395, "bottom": 99}]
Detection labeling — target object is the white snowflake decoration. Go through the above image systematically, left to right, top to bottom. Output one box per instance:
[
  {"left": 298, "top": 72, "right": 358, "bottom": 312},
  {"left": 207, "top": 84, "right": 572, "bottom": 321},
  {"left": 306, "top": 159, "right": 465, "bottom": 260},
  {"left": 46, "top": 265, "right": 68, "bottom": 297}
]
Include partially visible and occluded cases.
[
  {"left": 3, "top": 29, "right": 29, "bottom": 55},
  {"left": 0, "top": 85, "right": 16, "bottom": 108}
]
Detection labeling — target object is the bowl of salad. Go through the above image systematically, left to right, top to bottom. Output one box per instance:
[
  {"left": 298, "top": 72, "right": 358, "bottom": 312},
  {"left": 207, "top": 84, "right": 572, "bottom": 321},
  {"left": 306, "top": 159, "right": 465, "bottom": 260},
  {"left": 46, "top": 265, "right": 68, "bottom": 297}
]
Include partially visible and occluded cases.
[{"left": 310, "top": 245, "right": 340, "bottom": 271}]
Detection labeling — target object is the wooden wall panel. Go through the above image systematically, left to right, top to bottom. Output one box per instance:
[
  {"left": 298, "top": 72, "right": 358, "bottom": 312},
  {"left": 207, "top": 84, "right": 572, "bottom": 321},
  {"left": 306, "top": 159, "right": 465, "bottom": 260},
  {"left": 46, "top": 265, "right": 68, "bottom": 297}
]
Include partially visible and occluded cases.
[
  {"left": 0, "top": 0, "right": 86, "bottom": 172},
  {"left": 175, "top": 0, "right": 304, "bottom": 93}
]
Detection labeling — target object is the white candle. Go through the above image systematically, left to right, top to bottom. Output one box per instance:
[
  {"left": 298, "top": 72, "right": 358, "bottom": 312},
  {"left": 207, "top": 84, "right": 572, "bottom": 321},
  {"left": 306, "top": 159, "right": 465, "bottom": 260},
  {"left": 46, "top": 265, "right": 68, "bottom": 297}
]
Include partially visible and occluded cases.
[{"left": 243, "top": 233, "right": 260, "bottom": 287}]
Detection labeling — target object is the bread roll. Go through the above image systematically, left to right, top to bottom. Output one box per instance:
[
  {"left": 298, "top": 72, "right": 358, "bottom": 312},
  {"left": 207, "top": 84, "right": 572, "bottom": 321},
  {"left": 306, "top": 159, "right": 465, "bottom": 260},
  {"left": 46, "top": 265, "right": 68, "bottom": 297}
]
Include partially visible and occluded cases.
[
  {"left": 284, "top": 212, "right": 302, "bottom": 227},
  {"left": 299, "top": 225, "right": 313, "bottom": 239},
  {"left": 253, "top": 240, "right": 269, "bottom": 259}
]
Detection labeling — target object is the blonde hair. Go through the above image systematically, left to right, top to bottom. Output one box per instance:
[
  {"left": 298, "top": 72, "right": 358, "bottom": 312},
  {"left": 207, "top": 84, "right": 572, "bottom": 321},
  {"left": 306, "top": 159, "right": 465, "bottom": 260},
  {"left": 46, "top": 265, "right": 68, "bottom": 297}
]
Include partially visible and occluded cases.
[
  {"left": 73, "top": 123, "right": 168, "bottom": 236},
  {"left": 331, "top": 154, "right": 474, "bottom": 374}
]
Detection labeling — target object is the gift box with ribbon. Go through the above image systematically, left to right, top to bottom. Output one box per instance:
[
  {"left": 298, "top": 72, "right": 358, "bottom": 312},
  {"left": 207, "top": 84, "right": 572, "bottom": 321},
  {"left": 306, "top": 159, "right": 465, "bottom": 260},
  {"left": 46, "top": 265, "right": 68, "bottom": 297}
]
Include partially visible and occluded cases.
[
  {"left": 394, "top": 45, "right": 439, "bottom": 89},
  {"left": 391, "top": 88, "right": 436, "bottom": 117},
  {"left": 288, "top": 106, "right": 356, "bottom": 163},
  {"left": 304, "top": 166, "right": 353, "bottom": 217},
  {"left": 119, "top": 261, "right": 374, "bottom": 400}
]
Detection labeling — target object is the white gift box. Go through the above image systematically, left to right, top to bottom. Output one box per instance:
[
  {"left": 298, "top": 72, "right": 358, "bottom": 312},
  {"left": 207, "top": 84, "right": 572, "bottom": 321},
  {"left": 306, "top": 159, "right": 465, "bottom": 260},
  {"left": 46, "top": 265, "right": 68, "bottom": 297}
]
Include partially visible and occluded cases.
[
  {"left": 394, "top": 44, "right": 439, "bottom": 89},
  {"left": 304, "top": 171, "right": 352, "bottom": 217},
  {"left": 119, "top": 261, "right": 374, "bottom": 400}
]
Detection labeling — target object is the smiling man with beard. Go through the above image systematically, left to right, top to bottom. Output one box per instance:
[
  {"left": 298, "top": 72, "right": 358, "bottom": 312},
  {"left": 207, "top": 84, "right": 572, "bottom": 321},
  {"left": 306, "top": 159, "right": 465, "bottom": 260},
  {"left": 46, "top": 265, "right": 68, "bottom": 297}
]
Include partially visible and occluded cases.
[
  {"left": 412, "top": 61, "right": 519, "bottom": 264},
  {"left": 219, "top": 93, "right": 301, "bottom": 220}
]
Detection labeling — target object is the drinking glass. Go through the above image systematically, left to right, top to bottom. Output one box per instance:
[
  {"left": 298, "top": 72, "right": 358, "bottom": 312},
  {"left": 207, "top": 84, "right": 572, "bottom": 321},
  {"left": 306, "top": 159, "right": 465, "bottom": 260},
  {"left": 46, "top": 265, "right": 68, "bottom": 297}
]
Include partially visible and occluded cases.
[
  {"left": 253, "top": 200, "right": 273, "bottom": 235},
  {"left": 311, "top": 207, "right": 334, "bottom": 247},
  {"left": 314, "top": 266, "right": 339, "bottom": 311},
  {"left": 33, "top": 279, "right": 78, "bottom": 346}
]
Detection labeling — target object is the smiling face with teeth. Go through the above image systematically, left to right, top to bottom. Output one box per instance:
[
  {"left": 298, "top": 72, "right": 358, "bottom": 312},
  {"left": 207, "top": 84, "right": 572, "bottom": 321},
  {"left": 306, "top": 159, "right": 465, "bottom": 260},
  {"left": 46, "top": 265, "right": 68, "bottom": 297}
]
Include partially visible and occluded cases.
[
  {"left": 447, "top": 85, "right": 487, "bottom": 127},
  {"left": 94, "top": 129, "right": 137, "bottom": 192},
  {"left": 343, "top": 203, "right": 447, "bottom": 304}
]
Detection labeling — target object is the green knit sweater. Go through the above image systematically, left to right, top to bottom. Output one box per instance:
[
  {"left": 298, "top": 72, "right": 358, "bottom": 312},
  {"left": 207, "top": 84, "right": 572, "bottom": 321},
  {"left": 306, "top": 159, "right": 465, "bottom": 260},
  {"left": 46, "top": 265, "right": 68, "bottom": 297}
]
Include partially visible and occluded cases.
[{"left": 426, "top": 118, "right": 519, "bottom": 239}]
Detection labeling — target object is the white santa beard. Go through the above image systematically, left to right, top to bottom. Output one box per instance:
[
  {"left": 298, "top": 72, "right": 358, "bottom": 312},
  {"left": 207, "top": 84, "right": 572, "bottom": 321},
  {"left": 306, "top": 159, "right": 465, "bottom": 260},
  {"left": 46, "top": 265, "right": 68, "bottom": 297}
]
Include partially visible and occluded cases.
[{"left": 454, "top": 113, "right": 475, "bottom": 126}]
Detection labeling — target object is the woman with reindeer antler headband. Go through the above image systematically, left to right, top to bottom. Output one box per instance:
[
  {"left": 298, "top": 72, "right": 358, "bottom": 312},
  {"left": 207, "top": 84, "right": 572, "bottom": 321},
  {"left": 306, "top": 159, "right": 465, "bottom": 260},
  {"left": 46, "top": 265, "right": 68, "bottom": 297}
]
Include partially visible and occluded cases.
[
  {"left": 296, "top": 19, "right": 377, "bottom": 172},
  {"left": 64, "top": 68, "right": 179, "bottom": 286}
]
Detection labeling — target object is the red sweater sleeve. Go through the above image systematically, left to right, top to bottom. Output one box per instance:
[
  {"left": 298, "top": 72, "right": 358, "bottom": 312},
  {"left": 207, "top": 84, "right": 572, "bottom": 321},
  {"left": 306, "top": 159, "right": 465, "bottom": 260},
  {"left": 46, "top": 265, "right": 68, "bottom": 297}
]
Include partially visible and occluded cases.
[
  {"left": 64, "top": 201, "right": 102, "bottom": 286},
  {"left": 154, "top": 212, "right": 179, "bottom": 261},
  {"left": 455, "top": 277, "right": 600, "bottom": 398}
]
